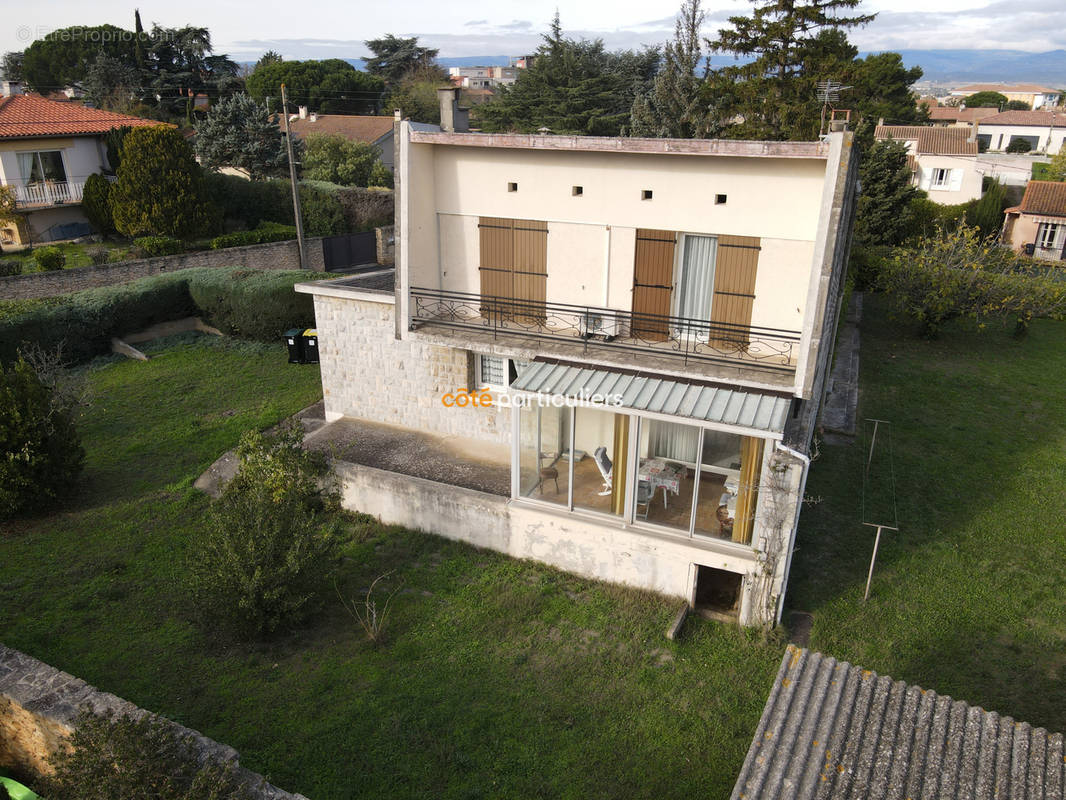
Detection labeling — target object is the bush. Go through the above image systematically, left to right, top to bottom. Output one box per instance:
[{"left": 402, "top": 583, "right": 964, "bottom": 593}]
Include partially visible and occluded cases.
[
  {"left": 1006, "top": 138, "right": 1033, "bottom": 154},
  {"left": 367, "top": 161, "right": 394, "bottom": 189},
  {"left": 201, "top": 172, "right": 292, "bottom": 231},
  {"left": 82, "top": 173, "right": 114, "bottom": 234},
  {"left": 965, "top": 179, "right": 1008, "bottom": 237},
  {"left": 299, "top": 183, "right": 346, "bottom": 236},
  {"left": 210, "top": 221, "right": 297, "bottom": 249},
  {"left": 133, "top": 235, "right": 185, "bottom": 257},
  {"left": 34, "top": 246, "right": 65, "bottom": 271},
  {"left": 86, "top": 247, "right": 111, "bottom": 266},
  {"left": 0, "top": 259, "right": 22, "bottom": 277},
  {"left": 187, "top": 268, "right": 317, "bottom": 340},
  {"left": 0, "top": 357, "right": 85, "bottom": 519},
  {"left": 189, "top": 425, "right": 339, "bottom": 636},
  {"left": 48, "top": 709, "right": 251, "bottom": 800}
]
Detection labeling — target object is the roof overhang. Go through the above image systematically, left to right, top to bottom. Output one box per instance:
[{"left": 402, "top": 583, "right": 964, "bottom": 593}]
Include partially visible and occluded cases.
[{"left": 509, "top": 361, "right": 791, "bottom": 438}]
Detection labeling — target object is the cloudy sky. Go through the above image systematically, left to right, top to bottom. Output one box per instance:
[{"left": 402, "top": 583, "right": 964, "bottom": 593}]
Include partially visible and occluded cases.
[{"left": 5, "top": 0, "right": 1066, "bottom": 60}]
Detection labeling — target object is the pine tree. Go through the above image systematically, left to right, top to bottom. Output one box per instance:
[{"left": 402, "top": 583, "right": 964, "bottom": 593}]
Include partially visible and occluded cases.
[
  {"left": 629, "top": 0, "right": 720, "bottom": 139},
  {"left": 194, "top": 93, "right": 289, "bottom": 180},
  {"left": 853, "top": 138, "right": 920, "bottom": 247}
]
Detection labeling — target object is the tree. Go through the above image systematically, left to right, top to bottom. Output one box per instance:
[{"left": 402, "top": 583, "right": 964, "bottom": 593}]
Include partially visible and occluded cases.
[
  {"left": 629, "top": 0, "right": 721, "bottom": 138},
  {"left": 705, "top": 0, "right": 875, "bottom": 140},
  {"left": 477, "top": 13, "right": 659, "bottom": 136},
  {"left": 21, "top": 25, "right": 138, "bottom": 93},
  {"left": 146, "top": 25, "right": 242, "bottom": 123},
  {"left": 364, "top": 34, "right": 442, "bottom": 86},
  {"left": 255, "top": 50, "right": 283, "bottom": 70},
  {"left": 846, "top": 50, "right": 925, "bottom": 127},
  {"left": 1, "top": 51, "right": 23, "bottom": 81},
  {"left": 84, "top": 53, "right": 140, "bottom": 111},
  {"left": 246, "top": 59, "right": 384, "bottom": 115},
  {"left": 385, "top": 64, "right": 450, "bottom": 124},
  {"left": 964, "top": 91, "right": 1007, "bottom": 108},
  {"left": 195, "top": 93, "right": 289, "bottom": 180},
  {"left": 1006, "top": 99, "right": 1031, "bottom": 111},
  {"left": 105, "top": 125, "right": 132, "bottom": 173},
  {"left": 111, "top": 126, "right": 211, "bottom": 238},
  {"left": 303, "top": 134, "right": 382, "bottom": 186},
  {"left": 1006, "top": 137, "right": 1033, "bottom": 153},
  {"left": 853, "top": 138, "right": 920, "bottom": 247},
  {"left": 1046, "top": 149, "right": 1066, "bottom": 181},
  {"left": 81, "top": 173, "right": 114, "bottom": 233},
  {"left": 964, "top": 178, "right": 1008, "bottom": 237},
  {"left": 0, "top": 356, "right": 85, "bottom": 520},
  {"left": 189, "top": 425, "right": 338, "bottom": 637}
]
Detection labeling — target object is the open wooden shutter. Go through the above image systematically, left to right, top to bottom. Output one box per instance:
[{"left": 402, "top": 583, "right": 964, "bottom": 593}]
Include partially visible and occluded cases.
[
  {"left": 479, "top": 217, "right": 514, "bottom": 319},
  {"left": 513, "top": 219, "right": 548, "bottom": 322},
  {"left": 631, "top": 229, "right": 676, "bottom": 341},
  {"left": 710, "top": 235, "right": 760, "bottom": 348}
]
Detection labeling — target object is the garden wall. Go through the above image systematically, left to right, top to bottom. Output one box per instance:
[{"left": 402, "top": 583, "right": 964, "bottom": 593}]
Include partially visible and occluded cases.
[
  {"left": 0, "top": 238, "right": 327, "bottom": 300},
  {"left": 0, "top": 643, "right": 308, "bottom": 800}
]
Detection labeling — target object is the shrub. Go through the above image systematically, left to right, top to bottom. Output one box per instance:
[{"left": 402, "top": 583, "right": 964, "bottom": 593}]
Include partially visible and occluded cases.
[
  {"left": 303, "top": 133, "right": 380, "bottom": 186},
  {"left": 1006, "top": 137, "right": 1033, "bottom": 154},
  {"left": 367, "top": 161, "right": 394, "bottom": 189},
  {"left": 201, "top": 172, "right": 292, "bottom": 231},
  {"left": 82, "top": 173, "right": 114, "bottom": 233},
  {"left": 964, "top": 179, "right": 1008, "bottom": 237},
  {"left": 299, "top": 183, "right": 346, "bottom": 236},
  {"left": 334, "top": 186, "right": 394, "bottom": 231},
  {"left": 210, "top": 222, "right": 297, "bottom": 249},
  {"left": 133, "top": 235, "right": 185, "bottom": 257},
  {"left": 34, "top": 246, "right": 65, "bottom": 271},
  {"left": 0, "top": 259, "right": 22, "bottom": 277},
  {"left": 186, "top": 268, "right": 317, "bottom": 340},
  {"left": 0, "top": 357, "right": 85, "bottom": 519},
  {"left": 189, "top": 425, "right": 339, "bottom": 636},
  {"left": 48, "top": 708, "right": 251, "bottom": 800}
]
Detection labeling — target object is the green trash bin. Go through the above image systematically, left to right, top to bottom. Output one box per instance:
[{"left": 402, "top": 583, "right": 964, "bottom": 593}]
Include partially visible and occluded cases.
[
  {"left": 284, "top": 328, "right": 304, "bottom": 363},
  {"left": 301, "top": 328, "right": 319, "bottom": 364}
]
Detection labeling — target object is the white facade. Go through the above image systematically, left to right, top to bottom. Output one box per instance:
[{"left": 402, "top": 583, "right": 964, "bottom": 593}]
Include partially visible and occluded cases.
[
  {"left": 979, "top": 124, "right": 1066, "bottom": 155},
  {"left": 301, "top": 125, "right": 857, "bottom": 627},
  {"left": 915, "top": 154, "right": 983, "bottom": 203}
]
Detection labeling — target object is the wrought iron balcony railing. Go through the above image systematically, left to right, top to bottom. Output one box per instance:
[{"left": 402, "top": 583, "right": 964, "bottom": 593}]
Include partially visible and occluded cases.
[{"left": 410, "top": 287, "right": 802, "bottom": 372}]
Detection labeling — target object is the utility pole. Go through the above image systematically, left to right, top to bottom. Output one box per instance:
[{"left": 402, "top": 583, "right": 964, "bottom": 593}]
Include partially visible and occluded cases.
[{"left": 281, "top": 84, "right": 306, "bottom": 270}]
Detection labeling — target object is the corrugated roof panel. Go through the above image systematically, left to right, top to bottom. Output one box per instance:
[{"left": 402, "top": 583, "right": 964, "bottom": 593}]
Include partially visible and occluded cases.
[
  {"left": 509, "top": 364, "right": 789, "bottom": 435},
  {"left": 732, "top": 646, "right": 1066, "bottom": 800}
]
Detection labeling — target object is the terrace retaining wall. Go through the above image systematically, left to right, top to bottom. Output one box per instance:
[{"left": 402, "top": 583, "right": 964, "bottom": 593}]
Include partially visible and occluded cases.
[{"left": 0, "top": 643, "right": 307, "bottom": 799}]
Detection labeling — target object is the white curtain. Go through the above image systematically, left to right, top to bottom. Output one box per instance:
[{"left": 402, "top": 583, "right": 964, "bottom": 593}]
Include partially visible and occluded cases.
[
  {"left": 17, "top": 152, "right": 36, "bottom": 184},
  {"left": 676, "top": 235, "right": 717, "bottom": 324},
  {"left": 648, "top": 420, "right": 699, "bottom": 464}
]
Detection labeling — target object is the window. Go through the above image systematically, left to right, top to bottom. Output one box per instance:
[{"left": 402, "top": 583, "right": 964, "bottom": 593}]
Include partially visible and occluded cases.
[
  {"left": 16, "top": 150, "right": 66, "bottom": 184},
  {"left": 924, "top": 167, "right": 961, "bottom": 193},
  {"left": 930, "top": 168, "right": 950, "bottom": 188},
  {"left": 507, "top": 182, "right": 518, "bottom": 192},
  {"left": 572, "top": 185, "right": 583, "bottom": 196},
  {"left": 641, "top": 189, "right": 653, "bottom": 200},
  {"left": 715, "top": 194, "right": 727, "bottom": 205},
  {"left": 1037, "top": 223, "right": 1062, "bottom": 251},
  {"left": 476, "top": 355, "right": 530, "bottom": 389}
]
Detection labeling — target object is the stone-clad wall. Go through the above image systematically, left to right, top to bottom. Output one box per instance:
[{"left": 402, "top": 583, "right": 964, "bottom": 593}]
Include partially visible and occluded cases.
[
  {"left": 0, "top": 238, "right": 327, "bottom": 301},
  {"left": 312, "top": 292, "right": 510, "bottom": 446},
  {"left": 0, "top": 643, "right": 307, "bottom": 799}
]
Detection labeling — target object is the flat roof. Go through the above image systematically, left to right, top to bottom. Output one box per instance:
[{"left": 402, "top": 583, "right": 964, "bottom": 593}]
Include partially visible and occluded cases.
[{"left": 409, "top": 130, "right": 832, "bottom": 159}]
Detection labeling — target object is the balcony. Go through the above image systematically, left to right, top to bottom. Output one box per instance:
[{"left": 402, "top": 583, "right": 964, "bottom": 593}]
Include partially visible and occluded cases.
[
  {"left": 13, "top": 181, "right": 85, "bottom": 208},
  {"left": 410, "top": 287, "right": 802, "bottom": 376}
]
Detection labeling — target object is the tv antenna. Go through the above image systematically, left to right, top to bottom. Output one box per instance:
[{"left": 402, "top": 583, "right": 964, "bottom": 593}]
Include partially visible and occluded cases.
[{"left": 817, "top": 79, "right": 852, "bottom": 136}]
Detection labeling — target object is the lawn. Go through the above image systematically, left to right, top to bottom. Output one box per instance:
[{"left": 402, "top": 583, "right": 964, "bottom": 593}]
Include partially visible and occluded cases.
[
  {"left": 0, "top": 240, "right": 135, "bottom": 273},
  {"left": 788, "top": 294, "right": 1066, "bottom": 732},
  {"left": 0, "top": 334, "right": 781, "bottom": 800}
]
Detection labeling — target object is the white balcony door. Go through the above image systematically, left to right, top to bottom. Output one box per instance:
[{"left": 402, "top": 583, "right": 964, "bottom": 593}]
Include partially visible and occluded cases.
[{"left": 675, "top": 234, "right": 717, "bottom": 339}]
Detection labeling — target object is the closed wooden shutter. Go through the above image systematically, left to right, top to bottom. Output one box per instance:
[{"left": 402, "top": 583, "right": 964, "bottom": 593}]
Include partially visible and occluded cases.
[
  {"left": 478, "top": 217, "right": 548, "bottom": 322},
  {"left": 631, "top": 229, "right": 676, "bottom": 340},
  {"left": 710, "top": 235, "right": 760, "bottom": 347}
]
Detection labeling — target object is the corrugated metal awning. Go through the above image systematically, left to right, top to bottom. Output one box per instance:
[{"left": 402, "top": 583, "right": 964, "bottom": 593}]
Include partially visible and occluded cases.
[{"left": 510, "top": 362, "right": 791, "bottom": 436}]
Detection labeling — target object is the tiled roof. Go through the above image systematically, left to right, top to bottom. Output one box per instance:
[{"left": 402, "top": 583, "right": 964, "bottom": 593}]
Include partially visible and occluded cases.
[
  {"left": 954, "top": 83, "right": 1061, "bottom": 95},
  {"left": 0, "top": 94, "right": 161, "bottom": 139},
  {"left": 927, "top": 106, "right": 999, "bottom": 124},
  {"left": 977, "top": 110, "right": 1066, "bottom": 128},
  {"left": 283, "top": 114, "right": 394, "bottom": 144},
  {"left": 874, "top": 125, "right": 978, "bottom": 155},
  {"left": 1014, "top": 181, "right": 1066, "bottom": 217},
  {"left": 732, "top": 646, "right": 1066, "bottom": 800}
]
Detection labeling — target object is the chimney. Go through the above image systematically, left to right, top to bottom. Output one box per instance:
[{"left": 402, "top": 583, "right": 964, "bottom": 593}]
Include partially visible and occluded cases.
[
  {"left": 437, "top": 87, "right": 469, "bottom": 133},
  {"left": 298, "top": 105, "right": 308, "bottom": 119}
]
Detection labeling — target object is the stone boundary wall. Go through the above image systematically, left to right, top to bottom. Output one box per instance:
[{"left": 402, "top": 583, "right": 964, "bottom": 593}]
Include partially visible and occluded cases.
[
  {"left": 375, "top": 225, "right": 395, "bottom": 266},
  {"left": 0, "top": 237, "right": 327, "bottom": 301},
  {"left": 0, "top": 643, "right": 308, "bottom": 800}
]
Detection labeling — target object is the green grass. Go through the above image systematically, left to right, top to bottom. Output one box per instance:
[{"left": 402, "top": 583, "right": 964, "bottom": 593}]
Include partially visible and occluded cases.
[
  {"left": 0, "top": 240, "right": 135, "bottom": 272},
  {"left": 788, "top": 295, "right": 1066, "bottom": 732},
  {"left": 0, "top": 335, "right": 781, "bottom": 800}
]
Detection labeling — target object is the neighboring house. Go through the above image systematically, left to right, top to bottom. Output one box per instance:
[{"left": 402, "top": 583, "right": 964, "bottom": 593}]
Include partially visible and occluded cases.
[
  {"left": 448, "top": 66, "right": 518, "bottom": 89},
  {"left": 949, "top": 83, "right": 1062, "bottom": 109},
  {"left": 294, "top": 91, "right": 858, "bottom": 628},
  {"left": 0, "top": 94, "right": 159, "bottom": 248},
  {"left": 926, "top": 105, "right": 999, "bottom": 128},
  {"left": 976, "top": 110, "right": 1066, "bottom": 155},
  {"left": 283, "top": 111, "right": 400, "bottom": 170},
  {"left": 874, "top": 124, "right": 982, "bottom": 203},
  {"left": 1003, "top": 181, "right": 1066, "bottom": 261},
  {"left": 732, "top": 645, "right": 1066, "bottom": 799}
]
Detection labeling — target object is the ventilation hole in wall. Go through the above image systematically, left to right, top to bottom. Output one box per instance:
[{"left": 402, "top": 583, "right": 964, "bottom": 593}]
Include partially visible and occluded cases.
[
  {"left": 508, "top": 182, "right": 518, "bottom": 192},
  {"left": 572, "top": 185, "right": 583, "bottom": 196},
  {"left": 641, "top": 189, "right": 653, "bottom": 200},
  {"left": 715, "top": 193, "right": 728, "bottom": 205}
]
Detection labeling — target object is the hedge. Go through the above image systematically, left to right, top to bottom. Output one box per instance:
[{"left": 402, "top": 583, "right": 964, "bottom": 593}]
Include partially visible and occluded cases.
[
  {"left": 210, "top": 222, "right": 297, "bottom": 250},
  {"left": 0, "top": 267, "right": 324, "bottom": 365}
]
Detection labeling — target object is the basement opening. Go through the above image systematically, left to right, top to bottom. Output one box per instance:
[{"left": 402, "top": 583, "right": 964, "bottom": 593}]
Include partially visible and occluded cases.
[{"left": 694, "top": 565, "right": 742, "bottom": 622}]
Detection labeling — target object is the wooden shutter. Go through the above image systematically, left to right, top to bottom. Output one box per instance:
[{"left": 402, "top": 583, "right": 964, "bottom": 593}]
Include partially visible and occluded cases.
[
  {"left": 479, "top": 217, "right": 514, "bottom": 319},
  {"left": 513, "top": 219, "right": 548, "bottom": 322},
  {"left": 631, "top": 229, "right": 676, "bottom": 341},
  {"left": 710, "top": 235, "right": 760, "bottom": 347}
]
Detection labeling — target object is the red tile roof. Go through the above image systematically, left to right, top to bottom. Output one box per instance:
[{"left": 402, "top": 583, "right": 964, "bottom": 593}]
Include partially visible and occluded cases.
[
  {"left": 953, "top": 83, "right": 1061, "bottom": 95},
  {"left": 0, "top": 94, "right": 162, "bottom": 139},
  {"left": 927, "top": 106, "right": 999, "bottom": 124},
  {"left": 977, "top": 110, "right": 1066, "bottom": 128},
  {"left": 282, "top": 114, "right": 394, "bottom": 144},
  {"left": 874, "top": 125, "right": 978, "bottom": 155},
  {"left": 1013, "top": 181, "right": 1066, "bottom": 217}
]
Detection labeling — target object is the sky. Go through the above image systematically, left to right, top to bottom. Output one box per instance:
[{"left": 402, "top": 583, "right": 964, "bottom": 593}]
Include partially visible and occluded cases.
[{"left": 5, "top": 0, "right": 1066, "bottom": 62}]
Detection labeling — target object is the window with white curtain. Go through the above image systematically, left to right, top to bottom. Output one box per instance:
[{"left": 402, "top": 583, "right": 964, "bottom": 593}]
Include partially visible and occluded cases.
[
  {"left": 16, "top": 151, "right": 66, "bottom": 184},
  {"left": 675, "top": 234, "right": 717, "bottom": 332}
]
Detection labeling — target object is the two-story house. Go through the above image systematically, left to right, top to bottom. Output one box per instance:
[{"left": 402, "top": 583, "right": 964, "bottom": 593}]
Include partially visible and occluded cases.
[
  {"left": 296, "top": 93, "right": 858, "bottom": 627},
  {"left": 0, "top": 94, "right": 159, "bottom": 247}
]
